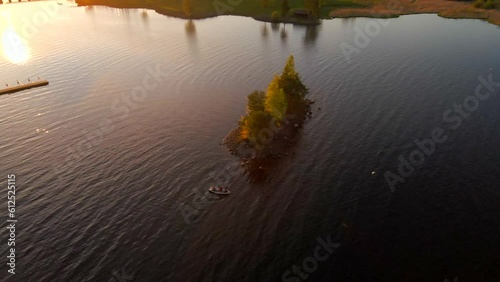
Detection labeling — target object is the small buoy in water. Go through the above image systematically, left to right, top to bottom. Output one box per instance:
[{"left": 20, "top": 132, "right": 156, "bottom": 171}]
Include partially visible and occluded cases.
[{"left": 372, "top": 171, "right": 376, "bottom": 175}]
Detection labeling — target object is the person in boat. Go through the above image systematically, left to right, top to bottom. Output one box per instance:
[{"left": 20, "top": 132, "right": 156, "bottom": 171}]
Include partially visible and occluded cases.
[{"left": 217, "top": 186, "right": 222, "bottom": 192}]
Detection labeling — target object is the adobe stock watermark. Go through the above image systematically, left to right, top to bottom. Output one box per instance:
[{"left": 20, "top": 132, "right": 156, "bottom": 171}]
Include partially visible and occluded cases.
[
  {"left": 212, "top": 0, "right": 242, "bottom": 15},
  {"left": 339, "top": 0, "right": 403, "bottom": 63},
  {"left": 1, "top": 1, "right": 60, "bottom": 63},
  {"left": 51, "top": 64, "right": 168, "bottom": 177},
  {"left": 385, "top": 72, "right": 500, "bottom": 192},
  {"left": 282, "top": 234, "right": 341, "bottom": 282},
  {"left": 109, "top": 267, "right": 134, "bottom": 282}
]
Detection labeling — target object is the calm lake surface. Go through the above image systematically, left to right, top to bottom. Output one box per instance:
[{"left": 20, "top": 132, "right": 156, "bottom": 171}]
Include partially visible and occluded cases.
[{"left": 1, "top": 1, "right": 500, "bottom": 281}]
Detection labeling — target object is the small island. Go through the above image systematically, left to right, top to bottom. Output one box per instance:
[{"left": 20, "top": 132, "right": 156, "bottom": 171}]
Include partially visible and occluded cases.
[{"left": 223, "top": 55, "right": 314, "bottom": 168}]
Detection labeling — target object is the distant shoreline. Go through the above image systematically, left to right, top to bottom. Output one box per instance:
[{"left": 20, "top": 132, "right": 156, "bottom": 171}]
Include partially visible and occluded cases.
[
  {"left": 74, "top": 0, "right": 500, "bottom": 26},
  {"left": 75, "top": 0, "right": 321, "bottom": 25},
  {"left": 330, "top": 0, "right": 500, "bottom": 26}
]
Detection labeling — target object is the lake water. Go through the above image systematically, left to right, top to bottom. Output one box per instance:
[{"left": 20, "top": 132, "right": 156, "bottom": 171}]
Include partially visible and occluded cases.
[{"left": 1, "top": 1, "right": 500, "bottom": 281}]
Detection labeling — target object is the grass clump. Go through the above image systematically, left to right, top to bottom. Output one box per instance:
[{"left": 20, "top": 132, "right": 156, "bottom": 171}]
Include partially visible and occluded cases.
[{"left": 473, "top": 0, "right": 496, "bottom": 9}]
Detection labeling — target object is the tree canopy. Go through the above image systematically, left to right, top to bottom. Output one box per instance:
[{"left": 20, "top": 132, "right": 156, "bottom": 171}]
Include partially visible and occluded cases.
[
  {"left": 281, "top": 0, "right": 291, "bottom": 16},
  {"left": 304, "top": 0, "right": 320, "bottom": 19},
  {"left": 239, "top": 55, "right": 308, "bottom": 146},
  {"left": 279, "top": 55, "right": 308, "bottom": 100},
  {"left": 265, "top": 74, "right": 288, "bottom": 122},
  {"left": 247, "top": 90, "right": 266, "bottom": 113},
  {"left": 241, "top": 110, "right": 272, "bottom": 142}
]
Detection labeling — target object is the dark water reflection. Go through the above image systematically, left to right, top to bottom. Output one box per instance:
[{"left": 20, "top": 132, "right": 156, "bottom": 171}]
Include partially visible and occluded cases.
[
  {"left": 0, "top": 3, "right": 500, "bottom": 282},
  {"left": 185, "top": 20, "right": 196, "bottom": 37},
  {"left": 261, "top": 22, "right": 268, "bottom": 38},
  {"left": 271, "top": 22, "right": 280, "bottom": 31},
  {"left": 304, "top": 25, "right": 320, "bottom": 44},
  {"left": 280, "top": 27, "right": 288, "bottom": 40}
]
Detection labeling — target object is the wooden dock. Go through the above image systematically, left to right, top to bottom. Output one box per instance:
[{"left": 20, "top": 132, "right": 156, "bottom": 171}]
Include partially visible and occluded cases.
[{"left": 0, "top": 80, "right": 49, "bottom": 95}]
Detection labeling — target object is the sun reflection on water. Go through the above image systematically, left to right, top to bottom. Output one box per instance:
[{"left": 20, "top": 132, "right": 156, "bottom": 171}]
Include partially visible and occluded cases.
[{"left": 1, "top": 12, "right": 31, "bottom": 64}]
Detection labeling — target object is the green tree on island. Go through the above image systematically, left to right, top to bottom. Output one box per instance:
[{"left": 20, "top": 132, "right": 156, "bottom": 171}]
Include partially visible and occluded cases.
[
  {"left": 239, "top": 55, "right": 309, "bottom": 146},
  {"left": 279, "top": 55, "right": 309, "bottom": 114},
  {"left": 265, "top": 75, "right": 288, "bottom": 122},
  {"left": 247, "top": 90, "right": 266, "bottom": 113},
  {"left": 240, "top": 110, "right": 272, "bottom": 141}
]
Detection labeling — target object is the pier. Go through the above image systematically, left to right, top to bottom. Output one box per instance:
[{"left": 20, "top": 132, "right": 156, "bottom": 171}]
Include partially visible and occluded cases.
[{"left": 0, "top": 80, "right": 49, "bottom": 95}]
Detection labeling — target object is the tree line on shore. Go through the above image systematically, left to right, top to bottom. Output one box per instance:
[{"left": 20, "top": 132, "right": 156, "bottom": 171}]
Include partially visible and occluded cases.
[{"left": 180, "top": 0, "right": 322, "bottom": 21}]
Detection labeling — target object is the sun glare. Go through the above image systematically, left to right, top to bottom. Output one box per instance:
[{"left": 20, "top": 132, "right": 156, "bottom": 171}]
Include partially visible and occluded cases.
[{"left": 1, "top": 12, "right": 30, "bottom": 64}]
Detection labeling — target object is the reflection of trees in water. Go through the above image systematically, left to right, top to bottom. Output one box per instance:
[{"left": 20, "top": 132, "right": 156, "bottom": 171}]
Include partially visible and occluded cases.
[
  {"left": 118, "top": 8, "right": 131, "bottom": 17},
  {"left": 141, "top": 10, "right": 149, "bottom": 28},
  {"left": 341, "top": 17, "right": 356, "bottom": 26},
  {"left": 185, "top": 20, "right": 196, "bottom": 37},
  {"left": 185, "top": 20, "right": 199, "bottom": 55},
  {"left": 259, "top": 22, "right": 288, "bottom": 42},
  {"left": 260, "top": 22, "right": 322, "bottom": 46},
  {"left": 271, "top": 22, "right": 280, "bottom": 32},
  {"left": 261, "top": 23, "right": 268, "bottom": 38},
  {"left": 280, "top": 23, "right": 288, "bottom": 40},
  {"left": 304, "top": 25, "right": 319, "bottom": 44},
  {"left": 242, "top": 145, "right": 301, "bottom": 183},
  {"left": 245, "top": 159, "right": 271, "bottom": 183}
]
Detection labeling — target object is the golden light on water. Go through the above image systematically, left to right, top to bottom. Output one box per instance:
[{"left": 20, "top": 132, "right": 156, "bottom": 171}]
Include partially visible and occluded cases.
[
  {"left": 1, "top": 12, "right": 31, "bottom": 64},
  {"left": 2, "top": 29, "right": 30, "bottom": 64}
]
